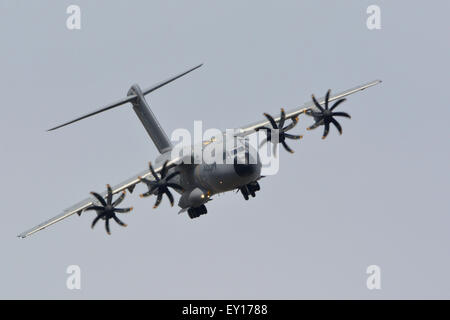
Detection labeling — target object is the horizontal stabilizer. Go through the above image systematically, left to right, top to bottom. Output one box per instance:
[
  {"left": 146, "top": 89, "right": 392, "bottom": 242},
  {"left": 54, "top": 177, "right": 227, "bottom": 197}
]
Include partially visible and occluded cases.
[
  {"left": 143, "top": 63, "right": 203, "bottom": 95},
  {"left": 47, "top": 64, "right": 203, "bottom": 131},
  {"left": 47, "top": 95, "right": 136, "bottom": 131}
]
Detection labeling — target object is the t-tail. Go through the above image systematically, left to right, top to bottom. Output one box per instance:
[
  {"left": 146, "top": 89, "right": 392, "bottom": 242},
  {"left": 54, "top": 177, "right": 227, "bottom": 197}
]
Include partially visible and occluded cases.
[{"left": 47, "top": 64, "right": 203, "bottom": 154}]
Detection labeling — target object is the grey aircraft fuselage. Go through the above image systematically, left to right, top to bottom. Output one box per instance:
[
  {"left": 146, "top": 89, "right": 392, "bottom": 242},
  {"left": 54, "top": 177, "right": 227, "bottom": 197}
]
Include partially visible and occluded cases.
[{"left": 157, "top": 137, "right": 262, "bottom": 212}]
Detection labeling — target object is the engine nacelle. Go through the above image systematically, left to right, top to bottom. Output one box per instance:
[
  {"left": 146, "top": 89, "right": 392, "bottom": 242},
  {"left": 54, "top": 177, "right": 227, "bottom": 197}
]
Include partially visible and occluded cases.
[{"left": 178, "top": 187, "right": 210, "bottom": 209}]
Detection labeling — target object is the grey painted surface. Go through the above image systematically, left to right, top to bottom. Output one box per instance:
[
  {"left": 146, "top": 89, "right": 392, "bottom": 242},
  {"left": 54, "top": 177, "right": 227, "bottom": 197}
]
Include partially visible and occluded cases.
[{"left": 0, "top": 0, "right": 449, "bottom": 299}]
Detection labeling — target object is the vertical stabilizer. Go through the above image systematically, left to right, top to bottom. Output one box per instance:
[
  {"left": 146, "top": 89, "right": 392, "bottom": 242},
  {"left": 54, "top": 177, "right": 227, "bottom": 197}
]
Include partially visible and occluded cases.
[{"left": 128, "top": 84, "right": 172, "bottom": 154}]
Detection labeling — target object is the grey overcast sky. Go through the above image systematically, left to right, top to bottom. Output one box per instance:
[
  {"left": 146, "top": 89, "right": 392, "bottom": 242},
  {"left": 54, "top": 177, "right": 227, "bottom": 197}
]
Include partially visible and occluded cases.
[{"left": 0, "top": 0, "right": 449, "bottom": 299}]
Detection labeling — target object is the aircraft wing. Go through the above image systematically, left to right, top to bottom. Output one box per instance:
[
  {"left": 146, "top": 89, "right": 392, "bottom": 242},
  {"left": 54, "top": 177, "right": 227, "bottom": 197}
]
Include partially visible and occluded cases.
[
  {"left": 18, "top": 80, "right": 381, "bottom": 238},
  {"left": 234, "top": 80, "right": 382, "bottom": 136},
  {"left": 18, "top": 157, "right": 181, "bottom": 238}
]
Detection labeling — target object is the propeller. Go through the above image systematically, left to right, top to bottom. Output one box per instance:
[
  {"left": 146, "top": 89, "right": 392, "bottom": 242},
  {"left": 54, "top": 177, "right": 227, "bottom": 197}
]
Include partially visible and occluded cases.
[
  {"left": 307, "top": 90, "right": 351, "bottom": 139},
  {"left": 257, "top": 108, "right": 303, "bottom": 154},
  {"left": 139, "top": 161, "right": 184, "bottom": 208},
  {"left": 85, "top": 184, "right": 133, "bottom": 235}
]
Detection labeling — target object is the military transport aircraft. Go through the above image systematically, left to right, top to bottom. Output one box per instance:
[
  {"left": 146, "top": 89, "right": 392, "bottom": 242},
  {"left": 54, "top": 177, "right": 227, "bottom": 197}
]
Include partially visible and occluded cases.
[{"left": 18, "top": 64, "right": 381, "bottom": 237}]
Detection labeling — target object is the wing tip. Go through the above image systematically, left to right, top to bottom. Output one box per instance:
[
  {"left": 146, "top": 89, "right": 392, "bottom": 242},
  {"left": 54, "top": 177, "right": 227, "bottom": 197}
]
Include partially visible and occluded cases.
[
  {"left": 361, "top": 79, "right": 382, "bottom": 91},
  {"left": 372, "top": 79, "right": 382, "bottom": 85}
]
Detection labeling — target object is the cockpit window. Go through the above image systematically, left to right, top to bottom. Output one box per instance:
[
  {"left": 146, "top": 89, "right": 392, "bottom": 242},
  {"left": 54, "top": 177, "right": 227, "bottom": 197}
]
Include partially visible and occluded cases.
[
  {"left": 228, "top": 146, "right": 245, "bottom": 157},
  {"left": 234, "top": 146, "right": 245, "bottom": 154}
]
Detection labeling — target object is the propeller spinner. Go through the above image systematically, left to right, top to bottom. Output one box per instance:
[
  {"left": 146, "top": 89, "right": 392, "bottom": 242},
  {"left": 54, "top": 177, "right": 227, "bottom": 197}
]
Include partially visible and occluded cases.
[
  {"left": 307, "top": 90, "right": 351, "bottom": 139},
  {"left": 257, "top": 108, "right": 303, "bottom": 154},
  {"left": 139, "top": 161, "right": 184, "bottom": 208},
  {"left": 86, "top": 185, "right": 133, "bottom": 235}
]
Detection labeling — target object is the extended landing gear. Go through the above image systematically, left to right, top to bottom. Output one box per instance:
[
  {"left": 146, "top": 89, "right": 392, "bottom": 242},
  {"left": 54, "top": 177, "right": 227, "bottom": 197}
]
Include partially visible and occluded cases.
[
  {"left": 239, "top": 181, "right": 260, "bottom": 200},
  {"left": 188, "top": 204, "right": 208, "bottom": 219}
]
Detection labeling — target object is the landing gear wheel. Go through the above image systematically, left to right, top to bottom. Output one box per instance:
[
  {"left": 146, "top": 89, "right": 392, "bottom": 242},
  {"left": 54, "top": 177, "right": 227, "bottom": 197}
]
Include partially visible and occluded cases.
[
  {"left": 239, "top": 181, "right": 260, "bottom": 200},
  {"left": 187, "top": 204, "right": 208, "bottom": 219}
]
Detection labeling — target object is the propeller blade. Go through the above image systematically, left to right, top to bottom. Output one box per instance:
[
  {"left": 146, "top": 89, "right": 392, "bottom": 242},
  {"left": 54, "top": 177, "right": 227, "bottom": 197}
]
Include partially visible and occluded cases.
[
  {"left": 325, "top": 89, "right": 331, "bottom": 110},
  {"left": 311, "top": 94, "right": 325, "bottom": 112},
  {"left": 329, "top": 98, "right": 346, "bottom": 111},
  {"left": 278, "top": 108, "right": 286, "bottom": 130},
  {"left": 331, "top": 111, "right": 351, "bottom": 119},
  {"left": 263, "top": 113, "right": 278, "bottom": 129},
  {"left": 282, "top": 117, "right": 298, "bottom": 132},
  {"left": 330, "top": 118, "right": 343, "bottom": 135},
  {"left": 307, "top": 119, "right": 324, "bottom": 131},
  {"left": 322, "top": 122, "right": 330, "bottom": 140},
  {"left": 258, "top": 126, "right": 272, "bottom": 132},
  {"left": 265, "top": 129, "right": 272, "bottom": 143},
  {"left": 284, "top": 133, "right": 303, "bottom": 140},
  {"left": 281, "top": 141, "right": 294, "bottom": 153},
  {"left": 160, "top": 160, "right": 169, "bottom": 178},
  {"left": 148, "top": 162, "right": 160, "bottom": 181},
  {"left": 165, "top": 171, "right": 181, "bottom": 182},
  {"left": 139, "top": 176, "right": 150, "bottom": 184},
  {"left": 166, "top": 182, "right": 184, "bottom": 191},
  {"left": 106, "top": 184, "right": 113, "bottom": 205},
  {"left": 165, "top": 189, "right": 175, "bottom": 206},
  {"left": 112, "top": 191, "right": 126, "bottom": 207},
  {"left": 140, "top": 191, "right": 152, "bottom": 198},
  {"left": 90, "top": 192, "right": 107, "bottom": 206},
  {"left": 153, "top": 192, "right": 163, "bottom": 209},
  {"left": 84, "top": 205, "right": 105, "bottom": 212},
  {"left": 114, "top": 207, "right": 133, "bottom": 213},
  {"left": 91, "top": 215, "right": 102, "bottom": 229},
  {"left": 113, "top": 215, "right": 127, "bottom": 227},
  {"left": 105, "top": 219, "right": 111, "bottom": 235}
]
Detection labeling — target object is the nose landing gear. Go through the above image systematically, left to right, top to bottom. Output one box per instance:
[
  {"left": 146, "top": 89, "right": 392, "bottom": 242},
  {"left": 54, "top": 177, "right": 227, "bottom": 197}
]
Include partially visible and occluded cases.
[
  {"left": 239, "top": 181, "right": 260, "bottom": 200},
  {"left": 188, "top": 204, "right": 208, "bottom": 219}
]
